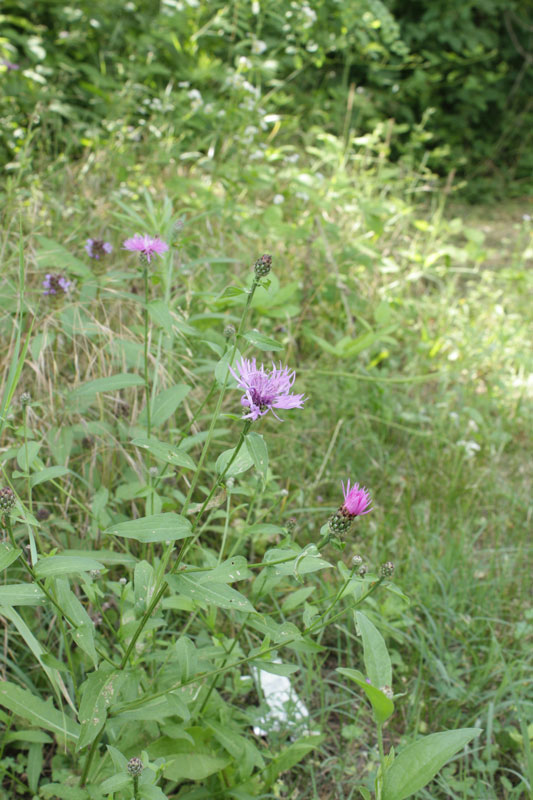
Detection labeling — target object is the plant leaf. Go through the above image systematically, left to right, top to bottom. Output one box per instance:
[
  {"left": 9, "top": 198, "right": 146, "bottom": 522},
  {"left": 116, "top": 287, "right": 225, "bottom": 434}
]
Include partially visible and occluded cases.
[
  {"left": 246, "top": 432, "right": 268, "bottom": 480},
  {"left": 131, "top": 436, "right": 196, "bottom": 470},
  {"left": 105, "top": 513, "right": 192, "bottom": 543},
  {"left": 168, "top": 574, "right": 255, "bottom": 612},
  {"left": 356, "top": 610, "right": 392, "bottom": 688},
  {"left": 337, "top": 667, "right": 394, "bottom": 724},
  {"left": 0, "top": 682, "right": 79, "bottom": 741},
  {"left": 382, "top": 728, "right": 481, "bottom": 800}
]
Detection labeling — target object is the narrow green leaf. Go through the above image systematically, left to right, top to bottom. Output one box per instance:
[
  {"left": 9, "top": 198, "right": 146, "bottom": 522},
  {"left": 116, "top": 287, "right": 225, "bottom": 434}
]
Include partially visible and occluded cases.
[
  {"left": 243, "top": 330, "right": 284, "bottom": 351},
  {"left": 72, "top": 373, "right": 145, "bottom": 397},
  {"left": 139, "top": 383, "right": 191, "bottom": 427},
  {"left": 246, "top": 432, "right": 268, "bottom": 480},
  {"left": 131, "top": 437, "right": 195, "bottom": 470},
  {"left": 16, "top": 441, "right": 41, "bottom": 471},
  {"left": 216, "top": 443, "right": 253, "bottom": 477},
  {"left": 30, "top": 466, "right": 70, "bottom": 487},
  {"left": 105, "top": 513, "right": 192, "bottom": 543},
  {"left": 0, "top": 542, "right": 22, "bottom": 571},
  {"left": 34, "top": 555, "right": 104, "bottom": 578},
  {"left": 194, "top": 556, "right": 250, "bottom": 584},
  {"left": 168, "top": 574, "right": 255, "bottom": 612},
  {"left": 0, "top": 585, "right": 45, "bottom": 606},
  {"left": 356, "top": 611, "right": 392, "bottom": 688},
  {"left": 77, "top": 666, "right": 126, "bottom": 750},
  {"left": 337, "top": 667, "right": 394, "bottom": 724},
  {"left": 0, "top": 682, "right": 79, "bottom": 741},
  {"left": 382, "top": 729, "right": 481, "bottom": 800},
  {"left": 40, "top": 784, "right": 89, "bottom": 800}
]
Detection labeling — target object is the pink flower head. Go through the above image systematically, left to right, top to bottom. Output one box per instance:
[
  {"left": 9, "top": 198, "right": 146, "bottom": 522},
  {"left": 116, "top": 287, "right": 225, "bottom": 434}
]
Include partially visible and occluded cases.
[
  {"left": 122, "top": 233, "right": 169, "bottom": 263},
  {"left": 86, "top": 238, "right": 112, "bottom": 259},
  {"left": 229, "top": 357, "right": 306, "bottom": 421},
  {"left": 341, "top": 480, "right": 372, "bottom": 517}
]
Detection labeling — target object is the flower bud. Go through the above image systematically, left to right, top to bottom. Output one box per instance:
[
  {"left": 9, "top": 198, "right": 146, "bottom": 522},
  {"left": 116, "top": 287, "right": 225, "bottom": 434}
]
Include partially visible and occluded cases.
[
  {"left": 254, "top": 253, "right": 272, "bottom": 279},
  {"left": 224, "top": 324, "right": 236, "bottom": 339},
  {"left": 20, "top": 392, "right": 31, "bottom": 407},
  {"left": 0, "top": 487, "right": 16, "bottom": 514},
  {"left": 328, "top": 510, "right": 352, "bottom": 538},
  {"left": 287, "top": 517, "right": 297, "bottom": 533},
  {"left": 351, "top": 554, "right": 363, "bottom": 568},
  {"left": 380, "top": 561, "right": 395, "bottom": 578},
  {"left": 358, "top": 564, "right": 368, "bottom": 577},
  {"left": 127, "top": 757, "right": 143, "bottom": 776}
]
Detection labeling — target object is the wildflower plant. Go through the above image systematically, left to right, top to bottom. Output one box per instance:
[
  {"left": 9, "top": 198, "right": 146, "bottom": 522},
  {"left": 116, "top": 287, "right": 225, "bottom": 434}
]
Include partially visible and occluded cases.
[{"left": 0, "top": 202, "right": 480, "bottom": 800}]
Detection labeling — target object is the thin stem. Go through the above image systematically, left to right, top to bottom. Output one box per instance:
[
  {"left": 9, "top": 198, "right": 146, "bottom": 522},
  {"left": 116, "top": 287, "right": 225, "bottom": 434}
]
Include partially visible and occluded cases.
[
  {"left": 142, "top": 261, "right": 151, "bottom": 440},
  {"left": 117, "top": 278, "right": 260, "bottom": 671},
  {"left": 181, "top": 278, "right": 259, "bottom": 517},
  {"left": 118, "top": 425, "right": 251, "bottom": 670},
  {"left": 113, "top": 578, "right": 385, "bottom": 714},
  {"left": 377, "top": 722, "right": 385, "bottom": 766},
  {"left": 80, "top": 729, "right": 103, "bottom": 786},
  {"left": 133, "top": 775, "right": 140, "bottom": 800}
]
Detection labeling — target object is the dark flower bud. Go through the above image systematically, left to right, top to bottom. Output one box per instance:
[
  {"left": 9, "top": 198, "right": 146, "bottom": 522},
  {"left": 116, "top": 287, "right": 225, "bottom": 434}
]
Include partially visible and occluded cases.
[
  {"left": 254, "top": 254, "right": 272, "bottom": 279},
  {"left": 224, "top": 324, "right": 236, "bottom": 339},
  {"left": 0, "top": 487, "right": 16, "bottom": 514},
  {"left": 36, "top": 507, "right": 50, "bottom": 521},
  {"left": 328, "top": 510, "right": 352, "bottom": 538},
  {"left": 287, "top": 517, "right": 297, "bottom": 533},
  {"left": 380, "top": 561, "right": 395, "bottom": 578},
  {"left": 358, "top": 564, "right": 368, "bottom": 577},
  {"left": 127, "top": 757, "right": 143, "bottom": 776}
]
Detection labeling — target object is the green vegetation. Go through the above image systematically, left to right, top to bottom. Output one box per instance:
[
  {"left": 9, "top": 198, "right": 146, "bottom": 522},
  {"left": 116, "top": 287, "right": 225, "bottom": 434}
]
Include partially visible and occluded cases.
[{"left": 0, "top": 3, "right": 532, "bottom": 799}]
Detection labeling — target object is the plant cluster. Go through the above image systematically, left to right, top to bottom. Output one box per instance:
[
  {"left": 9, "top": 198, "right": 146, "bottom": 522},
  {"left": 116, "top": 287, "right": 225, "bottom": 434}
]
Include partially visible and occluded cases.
[{"left": 0, "top": 212, "right": 483, "bottom": 799}]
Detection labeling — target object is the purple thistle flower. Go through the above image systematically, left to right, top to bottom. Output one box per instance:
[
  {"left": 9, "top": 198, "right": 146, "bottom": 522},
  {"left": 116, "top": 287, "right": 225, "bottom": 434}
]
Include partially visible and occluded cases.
[
  {"left": 1, "top": 60, "right": 20, "bottom": 71},
  {"left": 122, "top": 233, "right": 169, "bottom": 263},
  {"left": 85, "top": 238, "right": 112, "bottom": 260},
  {"left": 42, "top": 273, "right": 72, "bottom": 296},
  {"left": 229, "top": 357, "right": 306, "bottom": 421},
  {"left": 341, "top": 480, "right": 372, "bottom": 517}
]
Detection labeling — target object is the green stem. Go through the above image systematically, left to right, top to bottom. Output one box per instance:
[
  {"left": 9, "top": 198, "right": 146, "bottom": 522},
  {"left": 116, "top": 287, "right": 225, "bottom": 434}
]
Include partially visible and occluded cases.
[
  {"left": 143, "top": 261, "right": 151, "bottom": 440},
  {"left": 117, "top": 278, "right": 260, "bottom": 672},
  {"left": 181, "top": 278, "right": 259, "bottom": 517},
  {"left": 118, "top": 426, "right": 250, "bottom": 671},
  {"left": 114, "top": 578, "right": 385, "bottom": 714},
  {"left": 377, "top": 722, "right": 385, "bottom": 766},
  {"left": 80, "top": 729, "right": 103, "bottom": 786},
  {"left": 133, "top": 774, "right": 140, "bottom": 800}
]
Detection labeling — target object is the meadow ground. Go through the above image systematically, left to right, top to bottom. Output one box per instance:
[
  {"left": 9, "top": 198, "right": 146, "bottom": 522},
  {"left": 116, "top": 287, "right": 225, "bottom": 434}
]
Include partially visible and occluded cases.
[{"left": 0, "top": 137, "right": 532, "bottom": 799}]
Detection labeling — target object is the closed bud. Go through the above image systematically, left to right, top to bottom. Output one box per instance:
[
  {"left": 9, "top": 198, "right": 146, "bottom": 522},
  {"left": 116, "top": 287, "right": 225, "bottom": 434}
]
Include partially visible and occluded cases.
[
  {"left": 254, "top": 253, "right": 272, "bottom": 279},
  {"left": 224, "top": 324, "right": 236, "bottom": 339},
  {"left": 20, "top": 392, "right": 31, "bottom": 407},
  {"left": 0, "top": 487, "right": 16, "bottom": 514},
  {"left": 328, "top": 510, "right": 352, "bottom": 538},
  {"left": 287, "top": 516, "right": 297, "bottom": 533},
  {"left": 351, "top": 554, "right": 363, "bottom": 568},
  {"left": 380, "top": 561, "right": 395, "bottom": 578},
  {"left": 358, "top": 564, "right": 368, "bottom": 577},
  {"left": 127, "top": 757, "right": 143, "bottom": 776}
]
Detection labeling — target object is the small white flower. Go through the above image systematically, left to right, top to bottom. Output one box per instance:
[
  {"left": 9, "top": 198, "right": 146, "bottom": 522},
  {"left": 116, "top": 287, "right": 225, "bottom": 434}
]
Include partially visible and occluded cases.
[
  {"left": 252, "top": 0, "right": 260, "bottom": 13},
  {"left": 252, "top": 39, "right": 267, "bottom": 55},
  {"left": 238, "top": 56, "right": 252, "bottom": 70},
  {"left": 273, "top": 194, "right": 285, "bottom": 205},
  {"left": 457, "top": 440, "right": 481, "bottom": 458}
]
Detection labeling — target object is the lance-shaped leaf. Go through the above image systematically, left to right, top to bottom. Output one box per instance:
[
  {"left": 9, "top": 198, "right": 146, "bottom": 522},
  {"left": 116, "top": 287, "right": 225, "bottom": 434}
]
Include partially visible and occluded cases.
[
  {"left": 131, "top": 437, "right": 195, "bottom": 470},
  {"left": 105, "top": 513, "right": 192, "bottom": 543},
  {"left": 168, "top": 574, "right": 255, "bottom": 613},
  {"left": 77, "top": 665, "right": 126, "bottom": 750},
  {"left": 337, "top": 667, "right": 394, "bottom": 724},
  {"left": 0, "top": 682, "right": 79, "bottom": 741}
]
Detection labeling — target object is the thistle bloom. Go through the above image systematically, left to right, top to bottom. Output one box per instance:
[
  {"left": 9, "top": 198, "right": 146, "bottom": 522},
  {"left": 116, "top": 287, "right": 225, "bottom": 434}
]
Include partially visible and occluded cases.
[
  {"left": 123, "top": 233, "right": 169, "bottom": 262},
  {"left": 85, "top": 238, "right": 112, "bottom": 259},
  {"left": 42, "top": 273, "right": 72, "bottom": 295},
  {"left": 229, "top": 357, "right": 306, "bottom": 421},
  {"left": 329, "top": 479, "right": 372, "bottom": 538},
  {"left": 341, "top": 480, "right": 372, "bottom": 517}
]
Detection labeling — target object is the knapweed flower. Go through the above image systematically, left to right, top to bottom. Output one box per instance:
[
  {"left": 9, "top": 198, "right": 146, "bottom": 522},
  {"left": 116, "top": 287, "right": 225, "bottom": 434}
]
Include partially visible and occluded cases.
[
  {"left": 123, "top": 233, "right": 169, "bottom": 263},
  {"left": 85, "top": 238, "right": 112, "bottom": 259},
  {"left": 42, "top": 273, "right": 72, "bottom": 296},
  {"left": 229, "top": 358, "right": 306, "bottom": 421},
  {"left": 329, "top": 480, "right": 372, "bottom": 538},
  {"left": 0, "top": 487, "right": 16, "bottom": 514}
]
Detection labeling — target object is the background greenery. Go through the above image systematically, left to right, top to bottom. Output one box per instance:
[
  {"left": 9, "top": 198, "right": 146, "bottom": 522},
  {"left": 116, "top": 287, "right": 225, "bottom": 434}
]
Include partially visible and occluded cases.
[
  {"left": 2, "top": 0, "right": 533, "bottom": 194},
  {"left": 0, "top": 1, "right": 532, "bottom": 799}
]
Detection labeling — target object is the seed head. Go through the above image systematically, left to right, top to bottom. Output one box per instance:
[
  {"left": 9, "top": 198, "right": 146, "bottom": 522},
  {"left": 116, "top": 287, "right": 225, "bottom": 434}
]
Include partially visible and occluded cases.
[
  {"left": 254, "top": 253, "right": 272, "bottom": 279},
  {"left": 20, "top": 392, "right": 31, "bottom": 407},
  {"left": 0, "top": 488, "right": 16, "bottom": 514},
  {"left": 380, "top": 561, "right": 394, "bottom": 578},
  {"left": 127, "top": 757, "right": 143, "bottom": 776}
]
